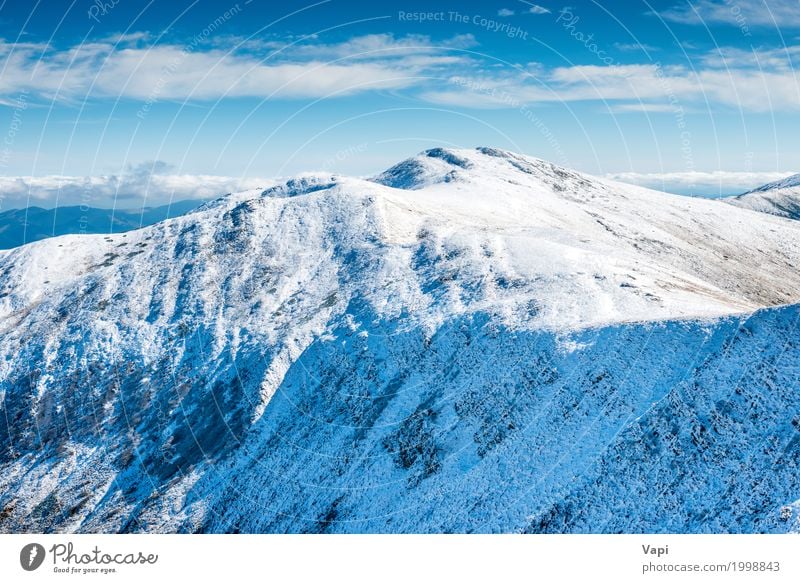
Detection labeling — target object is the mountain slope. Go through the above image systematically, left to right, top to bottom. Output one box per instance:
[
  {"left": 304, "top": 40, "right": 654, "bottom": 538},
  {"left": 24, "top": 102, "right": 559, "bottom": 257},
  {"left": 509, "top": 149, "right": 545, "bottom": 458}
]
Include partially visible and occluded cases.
[
  {"left": 1, "top": 147, "right": 799, "bottom": 533},
  {"left": 725, "top": 173, "right": 800, "bottom": 220},
  {"left": 0, "top": 200, "right": 205, "bottom": 250},
  {"left": 178, "top": 305, "right": 800, "bottom": 534}
]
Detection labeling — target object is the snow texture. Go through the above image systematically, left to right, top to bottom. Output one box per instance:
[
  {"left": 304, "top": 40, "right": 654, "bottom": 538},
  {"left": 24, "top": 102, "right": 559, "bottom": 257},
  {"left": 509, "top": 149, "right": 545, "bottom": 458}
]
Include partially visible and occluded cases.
[
  {"left": 0, "top": 148, "right": 799, "bottom": 533},
  {"left": 726, "top": 173, "right": 800, "bottom": 220}
]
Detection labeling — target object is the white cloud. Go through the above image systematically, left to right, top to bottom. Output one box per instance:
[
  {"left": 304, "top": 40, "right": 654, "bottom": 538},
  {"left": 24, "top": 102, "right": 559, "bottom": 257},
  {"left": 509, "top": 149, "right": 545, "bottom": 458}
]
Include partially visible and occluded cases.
[
  {"left": 659, "top": 0, "right": 800, "bottom": 27},
  {"left": 525, "top": 3, "right": 551, "bottom": 15},
  {"left": 498, "top": 8, "right": 515, "bottom": 17},
  {"left": 1, "top": 32, "right": 797, "bottom": 113},
  {"left": 97, "top": 32, "right": 152, "bottom": 45},
  {"left": 265, "top": 33, "right": 477, "bottom": 60},
  {"left": 0, "top": 34, "right": 475, "bottom": 102},
  {"left": 613, "top": 42, "right": 659, "bottom": 52},
  {"left": 697, "top": 45, "right": 800, "bottom": 69},
  {"left": 424, "top": 55, "right": 800, "bottom": 112},
  {"left": 605, "top": 103, "right": 680, "bottom": 113},
  {"left": 0, "top": 162, "right": 271, "bottom": 209},
  {"left": 605, "top": 170, "right": 797, "bottom": 196}
]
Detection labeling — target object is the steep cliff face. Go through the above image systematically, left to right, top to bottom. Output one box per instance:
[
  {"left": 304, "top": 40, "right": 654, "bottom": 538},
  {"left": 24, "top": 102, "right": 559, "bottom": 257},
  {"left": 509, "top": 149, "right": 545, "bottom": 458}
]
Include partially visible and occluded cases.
[{"left": 1, "top": 148, "right": 799, "bottom": 533}]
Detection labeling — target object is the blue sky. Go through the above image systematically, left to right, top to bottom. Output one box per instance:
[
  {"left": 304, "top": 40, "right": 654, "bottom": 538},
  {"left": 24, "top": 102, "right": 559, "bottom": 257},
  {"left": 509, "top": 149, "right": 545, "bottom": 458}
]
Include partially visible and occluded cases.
[{"left": 0, "top": 0, "right": 798, "bottom": 208}]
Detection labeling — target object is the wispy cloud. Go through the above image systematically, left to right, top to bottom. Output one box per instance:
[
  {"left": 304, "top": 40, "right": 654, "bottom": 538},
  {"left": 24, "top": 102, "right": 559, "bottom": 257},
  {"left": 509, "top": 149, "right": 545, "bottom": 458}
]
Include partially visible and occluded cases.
[
  {"left": 658, "top": 0, "right": 800, "bottom": 27},
  {"left": 519, "top": 2, "right": 551, "bottom": 15},
  {"left": 498, "top": 8, "right": 515, "bottom": 17},
  {"left": 1, "top": 32, "right": 797, "bottom": 113},
  {"left": 0, "top": 33, "right": 475, "bottom": 102},
  {"left": 258, "top": 33, "right": 477, "bottom": 60},
  {"left": 613, "top": 42, "right": 659, "bottom": 52},
  {"left": 697, "top": 45, "right": 800, "bottom": 69},
  {"left": 424, "top": 49, "right": 800, "bottom": 112},
  {"left": 605, "top": 103, "right": 679, "bottom": 113}
]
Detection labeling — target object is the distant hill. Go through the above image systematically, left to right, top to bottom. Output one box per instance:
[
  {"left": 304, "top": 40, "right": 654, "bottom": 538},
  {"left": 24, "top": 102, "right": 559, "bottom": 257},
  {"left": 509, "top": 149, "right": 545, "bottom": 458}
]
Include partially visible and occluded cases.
[
  {"left": 725, "top": 173, "right": 800, "bottom": 220},
  {"left": 0, "top": 200, "right": 205, "bottom": 249}
]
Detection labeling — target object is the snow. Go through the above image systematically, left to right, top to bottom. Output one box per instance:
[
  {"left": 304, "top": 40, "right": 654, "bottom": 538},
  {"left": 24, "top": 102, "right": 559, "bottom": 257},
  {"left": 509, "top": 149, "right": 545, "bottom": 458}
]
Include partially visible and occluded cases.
[
  {"left": 1, "top": 147, "right": 799, "bottom": 533},
  {"left": 5, "top": 147, "right": 798, "bottom": 332},
  {"left": 725, "top": 172, "right": 800, "bottom": 220},
  {"left": 746, "top": 173, "right": 800, "bottom": 192}
]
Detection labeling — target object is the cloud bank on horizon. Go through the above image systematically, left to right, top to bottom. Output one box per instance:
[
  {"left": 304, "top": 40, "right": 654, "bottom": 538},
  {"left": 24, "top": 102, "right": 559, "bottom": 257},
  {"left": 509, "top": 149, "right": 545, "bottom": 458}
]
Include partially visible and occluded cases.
[
  {"left": 0, "top": 0, "right": 797, "bottom": 207},
  {"left": 0, "top": 161, "right": 270, "bottom": 210}
]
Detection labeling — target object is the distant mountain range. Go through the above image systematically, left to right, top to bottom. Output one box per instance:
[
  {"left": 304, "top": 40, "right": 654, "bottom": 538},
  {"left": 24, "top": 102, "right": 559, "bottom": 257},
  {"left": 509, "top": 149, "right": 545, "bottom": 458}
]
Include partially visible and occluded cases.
[{"left": 0, "top": 200, "right": 205, "bottom": 249}]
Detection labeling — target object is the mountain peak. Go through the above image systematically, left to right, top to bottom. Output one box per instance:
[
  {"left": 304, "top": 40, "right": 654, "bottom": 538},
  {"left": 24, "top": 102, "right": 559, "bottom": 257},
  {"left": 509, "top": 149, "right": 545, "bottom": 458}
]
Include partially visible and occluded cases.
[
  {"left": 372, "top": 146, "right": 591, "bottom": 193},
  {"left": 371, "top": 148, "right": 473, "bottom": 190},
  {"left": 260, "top": 173, "right": 339, "bottom": 198}
]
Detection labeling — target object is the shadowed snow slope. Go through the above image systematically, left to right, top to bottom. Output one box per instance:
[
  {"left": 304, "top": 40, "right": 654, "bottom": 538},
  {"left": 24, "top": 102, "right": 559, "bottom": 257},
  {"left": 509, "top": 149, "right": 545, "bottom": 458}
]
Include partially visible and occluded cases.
[
  {"left": 1, "top": 147, "right": 799, "bottom": 533},
  {"left": 726, "top": 173, "right": 800, "bottom": 220}
]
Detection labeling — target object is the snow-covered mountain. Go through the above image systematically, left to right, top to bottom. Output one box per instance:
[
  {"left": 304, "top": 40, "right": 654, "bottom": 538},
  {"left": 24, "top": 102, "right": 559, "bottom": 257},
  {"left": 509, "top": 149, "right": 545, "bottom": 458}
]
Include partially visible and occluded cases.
[
  {"left": 1, "top": 147, "right": 799, "bottom": 533},
  {"left": 725, "top": 173, "right": 800, "bottom": 220}
]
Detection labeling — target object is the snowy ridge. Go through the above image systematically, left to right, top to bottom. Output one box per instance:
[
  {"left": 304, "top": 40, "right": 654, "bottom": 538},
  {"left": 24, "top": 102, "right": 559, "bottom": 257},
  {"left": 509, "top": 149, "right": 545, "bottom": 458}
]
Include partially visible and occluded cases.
[
  {"left": 1, "top": 147, "right": 800, "bottom": 533},
  {"left": 3, "top": 148, "right": 800, "bottom": 331},
  {"left": 725, "top": 172, "right": 800, "bottom": 220},
  {"left": 747, "top": 173, "right": 800, "bottom": 192}
]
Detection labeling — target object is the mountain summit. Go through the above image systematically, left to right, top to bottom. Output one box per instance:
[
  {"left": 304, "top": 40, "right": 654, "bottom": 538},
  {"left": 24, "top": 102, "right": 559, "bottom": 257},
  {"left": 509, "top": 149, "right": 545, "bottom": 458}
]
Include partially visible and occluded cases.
[{"left": 1, "top": 148, "right": 800, "bottom": 533}]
